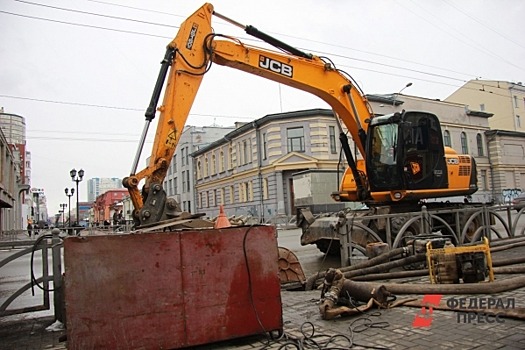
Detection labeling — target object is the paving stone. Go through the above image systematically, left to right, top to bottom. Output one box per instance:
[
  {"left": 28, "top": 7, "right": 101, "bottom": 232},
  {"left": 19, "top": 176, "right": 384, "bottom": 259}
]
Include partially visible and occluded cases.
[{"left": 2, "top": 247, "right": 525, "bottom": 349}]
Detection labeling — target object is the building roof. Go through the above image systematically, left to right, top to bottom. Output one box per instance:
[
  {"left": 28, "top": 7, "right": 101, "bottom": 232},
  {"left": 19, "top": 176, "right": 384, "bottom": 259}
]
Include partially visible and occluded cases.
[{"left": 485, "top": 129, "right": 525, "bottom": 138}]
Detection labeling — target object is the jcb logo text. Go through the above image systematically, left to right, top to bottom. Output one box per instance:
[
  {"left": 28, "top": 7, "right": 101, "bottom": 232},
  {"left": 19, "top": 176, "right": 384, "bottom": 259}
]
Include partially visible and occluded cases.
[{"left": 259, "top": 55, "right": 293, "bottom": 77}]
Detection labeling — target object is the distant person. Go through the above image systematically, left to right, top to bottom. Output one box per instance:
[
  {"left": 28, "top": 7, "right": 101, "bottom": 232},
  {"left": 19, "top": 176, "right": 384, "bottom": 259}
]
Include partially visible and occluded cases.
[{"left": 27, "top": 223, "right": 32, "bottom": 238}]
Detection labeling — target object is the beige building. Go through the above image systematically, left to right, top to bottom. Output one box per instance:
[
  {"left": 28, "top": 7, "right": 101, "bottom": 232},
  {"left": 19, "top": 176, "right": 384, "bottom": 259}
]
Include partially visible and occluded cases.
[
  {"left": 445, "top": 80, "right": 525, "bottom": 202},
  {"left": 446, "top": 80, "right": 525, "bottom": 132},
  {"left": 192, "top": 97, "right": 495, "bottom": 221},
  {"left": 192, "top": 109, "right": 342, "bottom": 221}
]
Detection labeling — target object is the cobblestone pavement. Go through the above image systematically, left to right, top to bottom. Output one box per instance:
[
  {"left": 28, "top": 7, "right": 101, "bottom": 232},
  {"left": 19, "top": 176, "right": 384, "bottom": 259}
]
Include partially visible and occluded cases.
[
  {"left": 1, "top": 245, "right": 524, "bottom": 349},
  {"left": 1, "top": 286, "right": 524, "bottom": 350}
]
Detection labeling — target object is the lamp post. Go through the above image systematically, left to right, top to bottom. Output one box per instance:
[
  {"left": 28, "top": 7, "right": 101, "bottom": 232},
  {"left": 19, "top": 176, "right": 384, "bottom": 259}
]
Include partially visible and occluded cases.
[
  {"left": 393, "top": 82, "right": 413, "bottom": 109},
  {"left": 70, "top": 169, "right": 84, "bottom": 225},
  {"left": 65, "top": 188, "right": 74, "bottom": 226},
  {"left": 59, "top": 203, "right": 67, "bottom": 227}
]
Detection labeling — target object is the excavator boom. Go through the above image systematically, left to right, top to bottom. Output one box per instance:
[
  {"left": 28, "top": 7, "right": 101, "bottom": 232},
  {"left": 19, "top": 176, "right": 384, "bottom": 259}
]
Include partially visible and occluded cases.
[{"left": 123, "top": 3, "right": 477, "bottom": 228}]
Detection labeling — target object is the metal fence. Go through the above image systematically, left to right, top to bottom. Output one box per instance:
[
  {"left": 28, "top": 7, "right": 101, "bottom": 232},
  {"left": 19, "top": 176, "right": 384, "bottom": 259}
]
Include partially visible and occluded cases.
[
  {"left": 338, "top": 204, "right": 525, "bottom": 267},
  {"left": 0, "top": 230, "right": 64, "bottom": 321}
]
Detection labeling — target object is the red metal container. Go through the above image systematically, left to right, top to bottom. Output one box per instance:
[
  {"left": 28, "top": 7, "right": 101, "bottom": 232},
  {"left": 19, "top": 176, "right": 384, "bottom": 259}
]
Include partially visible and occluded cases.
[{"left": 64, "top": 225, "right": 282, "bottom": 349}]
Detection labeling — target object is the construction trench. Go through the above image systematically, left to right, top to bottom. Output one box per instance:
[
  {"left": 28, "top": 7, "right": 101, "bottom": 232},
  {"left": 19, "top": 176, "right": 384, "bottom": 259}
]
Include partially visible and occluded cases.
[{"left": 61, "top": 210, "right": 525, "bottom": 349}]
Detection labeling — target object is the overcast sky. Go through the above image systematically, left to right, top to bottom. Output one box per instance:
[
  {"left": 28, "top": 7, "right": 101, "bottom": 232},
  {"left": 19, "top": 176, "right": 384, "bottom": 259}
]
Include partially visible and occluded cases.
[{"left": 1, "top": 0, "right": 524, "bottom": 215}]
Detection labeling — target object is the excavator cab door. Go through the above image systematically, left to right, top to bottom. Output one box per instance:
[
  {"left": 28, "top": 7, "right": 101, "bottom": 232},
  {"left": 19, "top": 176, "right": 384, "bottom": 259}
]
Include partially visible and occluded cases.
[
  {"left": 367, "top": 111, "right": 448, "bottom": 192},
  {"left": 400, "top": 112, "right": 448, "bottom": 191}
]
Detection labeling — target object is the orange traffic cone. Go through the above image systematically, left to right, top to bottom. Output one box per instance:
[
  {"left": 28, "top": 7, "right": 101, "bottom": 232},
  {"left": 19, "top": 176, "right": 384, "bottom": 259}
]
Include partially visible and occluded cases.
[{"left": 214, "top": 205, "right": 231, "bottom": 229}]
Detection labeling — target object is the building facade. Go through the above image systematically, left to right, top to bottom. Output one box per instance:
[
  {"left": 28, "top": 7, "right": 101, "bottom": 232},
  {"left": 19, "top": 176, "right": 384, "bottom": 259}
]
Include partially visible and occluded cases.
[
  {"left": 445, "top": 80, "right": 525, "bottom": 201},
  {"left": 445, "top": 80, "right": 525, "bottom": 132},
  {"left": 192, "top": 95, "right": 497, "bottom": 221},
  {"left": 0, "top": 108, "right": 31, "bottom": 230},
  {"left": 192, "top": 109, "right": 342, "bottom": 221},
  {"left": 162, "top": 125, "right": 235, "bottom": 214},
  {"left": 0, "top": 127, "right": 19, "bottom": 231},
  {"left": 87, "top": 177, "right": 123, "bottom": 202},
  {"left": 92, "top": 189, "right": 129, "bottom": 225}
]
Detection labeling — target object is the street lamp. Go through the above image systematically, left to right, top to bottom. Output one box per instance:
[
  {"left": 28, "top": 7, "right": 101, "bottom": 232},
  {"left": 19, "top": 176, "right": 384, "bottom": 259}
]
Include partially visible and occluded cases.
[
  {"left": 393, "top": 82, "right": 413, "bottom": 108},
  {"left": 70, "top": 168, "right": 84, "bottom": 225},
  {"left": 65, "top": 188, "right": 74, "bottom": 226},
  {"left": 59, "top": 203, "right": 67, "bottom": 227}
]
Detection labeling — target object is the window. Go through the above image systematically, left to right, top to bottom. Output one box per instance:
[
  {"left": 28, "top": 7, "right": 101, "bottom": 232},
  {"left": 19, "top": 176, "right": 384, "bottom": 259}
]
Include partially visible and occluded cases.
[
  {"left": 514, "top": 95, "right": 518, "bottom": 108},
  {"left": 480, "top": 103, "right": 485, "bottom": 112},
  {"left": 517, "top": 115, "right": 521, "bottom": 128},
  {"left": 329, "top": 126, "right": 337, "bottom": 154},
  {"left": 287, "top": 127, "right": 305, "bottom": 152},
  {"left": 443, "top": 130, "right": 451, "bottom": 147},
  {"left": 460, "top": 132, "right": 468, "bottom": 154},
  {"left": 262, "top": 133, "right": 267, "bottom": 160},
  {"left": 476, "top": 133, "right": 484, "bottom": 156},
  {"left": 243, "top": 140, "right": 248, "bottom": 165},
  {"left": 238, "top": 142, "right": 243, "bottom": 165},
  {"left": 228, "top": 145, "right": 233, "bottom": 169},
  {"left": 185, "top": 147, "right": 189, "bottom": 165},
  {"left": 181, "top": 148, "right": 185, "bottom": 166},
  {"left": 219, "top": 150, "right": 224, "bottom": 172},
  {"left": 211, "top": 153, "right": 216, "bottom": 175},
  {"left": 173, "top": 154, "right": 177, "bottom": 172},
  {"left": 204, "top": 157, "right": 209, "bottom": 177},
  {"left": 196, "top": 161, "right": 201, "bottom": 179},
  {"left": 185, "top": 170, "right": 190, "bottom": 192},
  {"left": 182, "top": 172, "right": 187, "bottom": 193},
  {"left": 174, "top": 177, "right": 178, "bottom": 195},
  {"left": 168, "top": 179, "right": 172, "bottom": 195},
  {"left": 229, "top": 185, "right": 234, "bottom": 203},
  {"left": 220, "top": 188, "right": 224, "bottom": 205},
  {"left": 214, "top": 189, "right": 217, "bottom": 207},
  {"left": 206, "top": 191, "right": 210, "bottom": 208}
]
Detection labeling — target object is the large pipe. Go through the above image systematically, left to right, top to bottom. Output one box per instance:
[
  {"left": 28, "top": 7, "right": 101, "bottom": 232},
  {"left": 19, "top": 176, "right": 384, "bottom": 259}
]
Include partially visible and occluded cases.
[
  {"left": 306, "top": 237, "right": 525, "bottom": 290},
  {"left": 305, "top": 247, "right": 406, "bottom": 290},
  {"left": 351, "top": 265, "right": 525, "bottom": 281},
  {"left": 351, "top": 275, "right": 525, "bottom": 295}
]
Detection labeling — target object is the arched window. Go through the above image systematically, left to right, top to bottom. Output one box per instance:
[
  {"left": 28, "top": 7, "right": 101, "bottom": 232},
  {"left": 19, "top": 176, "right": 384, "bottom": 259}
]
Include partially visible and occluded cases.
[
  {"left": 443, "top": 130, "right": 451, "bottom": 147},
  {"left": 460, "top": 132, "right": 468, "bottom": 154},
  {"left": 476, "top": 133, "right": 484, "bottom": 156},
  {"left": 228, "top": 145, "right": 234, "bottom": 169},
  {"left": 211, "top": 153, "right": 216, "bottom": 175},
  {"left": 204, "top": 157, "right": 209, "bottom": 177},
  {"left": 196, "top": 160, "right": 201, "bottom": 179}
]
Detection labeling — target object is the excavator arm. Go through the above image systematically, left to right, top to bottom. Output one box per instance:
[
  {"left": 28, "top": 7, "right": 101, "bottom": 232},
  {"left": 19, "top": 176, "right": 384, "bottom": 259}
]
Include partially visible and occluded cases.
[
  {"left": 123, "top": 3, "right": 373, "bottom": 226},
  {"left": 124, "top": 3, "right": 477, "bottom": 228}
]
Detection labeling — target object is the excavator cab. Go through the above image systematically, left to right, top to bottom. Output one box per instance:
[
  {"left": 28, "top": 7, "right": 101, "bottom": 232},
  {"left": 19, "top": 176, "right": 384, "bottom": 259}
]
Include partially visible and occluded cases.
[{"left": 366, "top": 111, "right": 448, "bottom": 193}]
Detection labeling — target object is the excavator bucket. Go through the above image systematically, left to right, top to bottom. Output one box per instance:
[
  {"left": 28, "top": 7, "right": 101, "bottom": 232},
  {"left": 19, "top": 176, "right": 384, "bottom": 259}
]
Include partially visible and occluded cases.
[{"left": 278, "top": 246, "right": 306, "bottom": 289}]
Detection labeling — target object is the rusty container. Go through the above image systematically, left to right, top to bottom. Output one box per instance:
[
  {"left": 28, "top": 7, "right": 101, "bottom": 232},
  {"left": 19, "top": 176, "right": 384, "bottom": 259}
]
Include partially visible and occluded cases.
[{"left": 64, "top": 225, "right": 282, "bottom": 349}]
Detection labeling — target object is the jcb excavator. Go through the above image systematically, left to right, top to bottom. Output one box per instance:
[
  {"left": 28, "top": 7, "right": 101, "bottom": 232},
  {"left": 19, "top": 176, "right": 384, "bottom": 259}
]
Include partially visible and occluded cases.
[{"left": 123, "top": 3, "right": 478, "bottom": 253}]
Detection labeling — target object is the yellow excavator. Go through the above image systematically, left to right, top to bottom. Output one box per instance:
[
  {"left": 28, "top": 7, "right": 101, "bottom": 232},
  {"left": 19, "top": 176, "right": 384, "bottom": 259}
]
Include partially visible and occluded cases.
[{"left": 123, "top": 3, "right": 477, "bottom": 251}]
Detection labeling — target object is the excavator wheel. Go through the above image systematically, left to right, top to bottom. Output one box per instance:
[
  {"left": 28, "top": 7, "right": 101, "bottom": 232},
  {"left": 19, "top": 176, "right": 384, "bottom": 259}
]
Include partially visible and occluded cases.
[{"left": 278, "top": 246, "right": 306, "bottom": 288}]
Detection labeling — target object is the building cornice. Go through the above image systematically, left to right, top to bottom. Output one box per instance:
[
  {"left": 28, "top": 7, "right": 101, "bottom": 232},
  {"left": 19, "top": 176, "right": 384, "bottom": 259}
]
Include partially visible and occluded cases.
[{"left": 192, "top": 109, "right": 334, "bottom": 157}]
